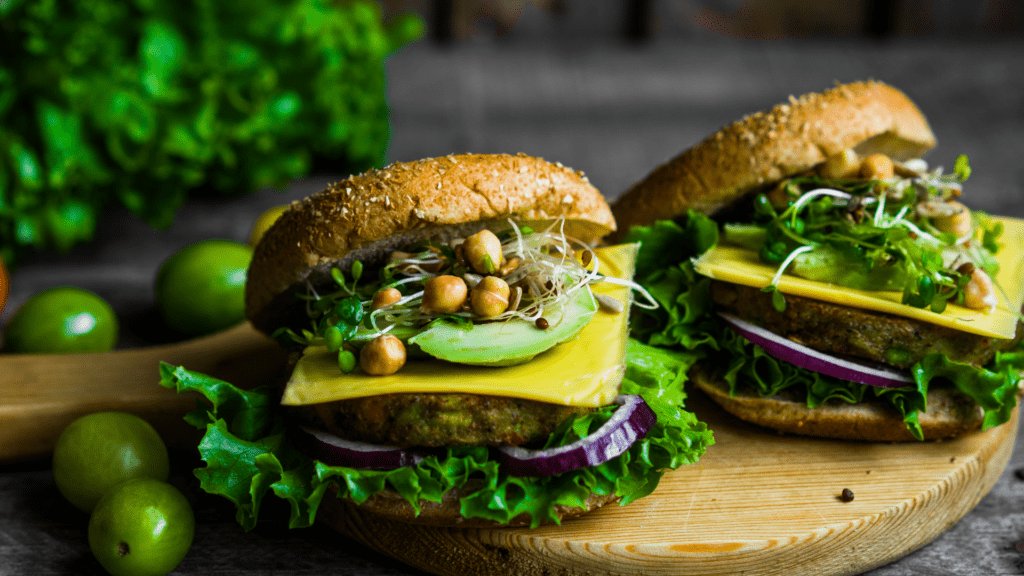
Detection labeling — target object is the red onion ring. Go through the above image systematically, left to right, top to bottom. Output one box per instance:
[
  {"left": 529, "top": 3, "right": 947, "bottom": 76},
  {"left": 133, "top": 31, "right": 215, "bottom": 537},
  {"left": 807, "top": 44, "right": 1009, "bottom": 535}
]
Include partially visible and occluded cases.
[
  {"left": 718, "top": 312, "right": 913, "bottom": 388},
  {"left": 497, "top": 394, "right": 656, "bottom": 477},
  {"left": 292, "top": 427, "right": 425, "bottom": 470}
]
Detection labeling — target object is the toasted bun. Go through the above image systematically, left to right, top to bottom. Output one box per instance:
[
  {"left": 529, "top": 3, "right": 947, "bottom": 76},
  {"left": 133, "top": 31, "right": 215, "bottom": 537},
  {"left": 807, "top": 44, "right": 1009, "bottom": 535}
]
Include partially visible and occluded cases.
[
  {"left": 611, "top": 80, "right": 936, "bottom": 236},
  {"left": 246, "top": 153, "right": 615, "bottom": 335},
  {"left": 690, "top": 364, "right": 984, "bottom": 442},
  {"left": 319, "top": 481, "right": 619, "bottom": 528}
]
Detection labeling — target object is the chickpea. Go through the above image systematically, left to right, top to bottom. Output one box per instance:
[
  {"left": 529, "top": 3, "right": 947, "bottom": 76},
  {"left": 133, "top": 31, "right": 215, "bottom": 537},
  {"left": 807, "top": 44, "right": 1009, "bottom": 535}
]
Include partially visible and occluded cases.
[
  {"left": 819, "top": 149, "right": 860, "bottom": 180},
  {"left": 859, "top": 153, "right": 895, "bottom": 180},
  {"left": 932, "top": 201, "right": 973, "bottom": 238},
  {"left": 463, "top": 229, "right": 503, "bottom": 274},
  {"left": 963, "top": 268, "right": 997, "bottom": 312},
  {"left": 420, "top": 275, "right": 468, "bottom": 314},
  {"left": 470, "top": 276, "right": 511, "bottom": 318},
  {"left": 371, "top": 287, "right": 402, "bottom": 310},
  {"left": 359, "top": 335, "right": 406, "bottom": 376}
]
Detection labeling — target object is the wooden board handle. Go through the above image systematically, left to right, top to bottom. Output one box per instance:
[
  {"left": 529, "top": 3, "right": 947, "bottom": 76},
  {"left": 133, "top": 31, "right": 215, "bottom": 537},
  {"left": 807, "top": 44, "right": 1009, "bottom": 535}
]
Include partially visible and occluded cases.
[{"left": 0, "top": 322, "right": 287, "bottom": 462}]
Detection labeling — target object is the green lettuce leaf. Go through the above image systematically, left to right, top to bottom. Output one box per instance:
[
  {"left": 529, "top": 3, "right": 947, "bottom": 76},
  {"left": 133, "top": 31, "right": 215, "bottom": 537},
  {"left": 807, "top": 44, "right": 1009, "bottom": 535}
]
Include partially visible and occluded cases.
[
  {"left": 624, "top": 214, "right": 720, "bottom": 352},
  {"left": 157, "top": 345, "right": 713, "bottom": 530}
]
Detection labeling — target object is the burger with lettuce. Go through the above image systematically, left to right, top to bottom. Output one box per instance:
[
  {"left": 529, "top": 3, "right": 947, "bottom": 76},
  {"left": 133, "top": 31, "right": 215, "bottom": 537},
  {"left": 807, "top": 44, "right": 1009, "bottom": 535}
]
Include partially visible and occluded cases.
[
  {"left": 613, "top": 80, "right": 1024, "bottom": 442},
  {"left": 160, "top": 153, "right": 713, "bottom": 530}
]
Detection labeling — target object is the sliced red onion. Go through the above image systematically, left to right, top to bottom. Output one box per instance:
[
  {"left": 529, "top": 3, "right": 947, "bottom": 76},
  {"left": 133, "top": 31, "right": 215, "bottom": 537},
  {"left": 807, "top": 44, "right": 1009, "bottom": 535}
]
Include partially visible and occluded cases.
[
  {"left": 718, "top": 312, "right": 913, "bottom": 388},
  {"left": 497, "top": 395, "right": 655, "bottom": 477},
  {"left": 293, "top": 427, "right": 424, "bottom": 470}
]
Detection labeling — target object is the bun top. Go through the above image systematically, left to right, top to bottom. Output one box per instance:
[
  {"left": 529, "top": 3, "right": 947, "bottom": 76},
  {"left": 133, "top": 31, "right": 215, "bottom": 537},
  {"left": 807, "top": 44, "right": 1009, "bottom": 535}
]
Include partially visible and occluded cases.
[
  {"left": 611, "top": 80, "right": 937, "bottom": 236},
  {"left": 246, "top": 153, "right": 615, "bottom": 334}
]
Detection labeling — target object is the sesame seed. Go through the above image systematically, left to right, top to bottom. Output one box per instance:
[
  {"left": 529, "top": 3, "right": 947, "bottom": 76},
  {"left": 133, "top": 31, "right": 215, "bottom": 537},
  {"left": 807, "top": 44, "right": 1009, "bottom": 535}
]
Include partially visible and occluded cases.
[
  {"left": 519, "top": 167, "right": 528, "bottom": 173},
  {"left": 562, "top": 194, "right": 573, "bottom": 204}
]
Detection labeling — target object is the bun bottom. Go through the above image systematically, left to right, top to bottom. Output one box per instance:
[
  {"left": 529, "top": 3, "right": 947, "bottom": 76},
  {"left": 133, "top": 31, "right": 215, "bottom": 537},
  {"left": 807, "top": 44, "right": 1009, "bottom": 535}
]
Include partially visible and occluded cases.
[
  {"left": 690, "top": 364, "right": 984, "bottom": 441},
  {"left": 319, "top": 480, "right": 620, "bottom": 528}
]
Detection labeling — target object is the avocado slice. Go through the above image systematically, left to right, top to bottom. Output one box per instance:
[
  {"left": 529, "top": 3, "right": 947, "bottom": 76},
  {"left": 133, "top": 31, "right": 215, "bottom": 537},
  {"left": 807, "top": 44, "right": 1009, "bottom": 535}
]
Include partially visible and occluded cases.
[{"left": 408, "top": 286, "right": 598, "bottom": 367}]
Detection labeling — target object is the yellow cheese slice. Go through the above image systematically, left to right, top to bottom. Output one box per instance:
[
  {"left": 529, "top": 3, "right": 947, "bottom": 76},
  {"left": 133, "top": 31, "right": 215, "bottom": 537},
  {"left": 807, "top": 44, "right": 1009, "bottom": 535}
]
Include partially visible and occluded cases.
[
  {"left": 694, "top": 215, "right": 1024, "bottom": 339},
  {"left": 281, "top": 243, "right": 638, "bottom": 407}
]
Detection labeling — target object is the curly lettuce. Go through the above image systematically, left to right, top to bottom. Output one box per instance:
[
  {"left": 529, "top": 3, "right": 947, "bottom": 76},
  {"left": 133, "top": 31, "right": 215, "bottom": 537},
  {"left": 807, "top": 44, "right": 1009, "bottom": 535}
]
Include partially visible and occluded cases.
[{"left": 158, "top": 341, "right": 713, "bottom": 530}]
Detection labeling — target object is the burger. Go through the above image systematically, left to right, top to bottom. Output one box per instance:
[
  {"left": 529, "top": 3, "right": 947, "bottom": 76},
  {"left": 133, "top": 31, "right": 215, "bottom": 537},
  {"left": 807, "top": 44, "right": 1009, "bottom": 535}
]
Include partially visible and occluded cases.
[
  {"left": 612, "top": 80, "right": 1024, "bottom": 442},
  {"left": 160, "top": 152, "right": 713, "bottom": 530}
]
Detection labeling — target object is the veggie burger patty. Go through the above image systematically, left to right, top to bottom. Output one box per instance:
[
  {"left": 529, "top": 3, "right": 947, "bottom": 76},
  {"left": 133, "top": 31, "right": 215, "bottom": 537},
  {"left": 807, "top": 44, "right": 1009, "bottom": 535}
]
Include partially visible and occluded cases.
[
  {"left": 712, "top": 281, "right": 1023, "bottom": 370},
  {"left": 286, "top": 393, "right": 595, "bottom": 448}
]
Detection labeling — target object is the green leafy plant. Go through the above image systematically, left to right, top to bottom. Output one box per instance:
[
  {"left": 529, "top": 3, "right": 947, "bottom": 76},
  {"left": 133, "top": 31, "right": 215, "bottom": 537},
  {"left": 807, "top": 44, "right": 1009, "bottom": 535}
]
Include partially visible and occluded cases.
[{"left": 0, "top": 0, "right": 422, "bottom": 264}]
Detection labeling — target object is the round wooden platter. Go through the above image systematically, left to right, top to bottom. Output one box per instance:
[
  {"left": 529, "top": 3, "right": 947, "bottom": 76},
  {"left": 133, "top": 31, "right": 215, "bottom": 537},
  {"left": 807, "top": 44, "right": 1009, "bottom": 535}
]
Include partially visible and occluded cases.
[
  {"left": 0, "top": 322, "right": 287, "bottom": 462},
  {"left": 323, "top": 390, "right": 1019, "bottom": 576}
]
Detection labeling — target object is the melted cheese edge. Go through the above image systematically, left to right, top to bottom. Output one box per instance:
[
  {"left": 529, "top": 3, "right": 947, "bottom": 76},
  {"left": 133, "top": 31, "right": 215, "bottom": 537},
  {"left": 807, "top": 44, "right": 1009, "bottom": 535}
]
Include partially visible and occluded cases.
[
  {"left": 694, "top": 215, "right": 1024, "bottom": 339},
  {"left": 281, "top": 243, "right": 638, "bottom": 407}
]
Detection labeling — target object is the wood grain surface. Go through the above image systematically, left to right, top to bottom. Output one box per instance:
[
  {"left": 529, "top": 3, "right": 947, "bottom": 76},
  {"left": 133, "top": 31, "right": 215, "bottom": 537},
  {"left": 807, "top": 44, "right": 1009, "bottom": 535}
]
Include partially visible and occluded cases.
[
  {"left": 0, "top": 322, "right": 287, "bottom": 462},
  {"left": 325, "top": 390, "right": 1018, "bottom": 576}
]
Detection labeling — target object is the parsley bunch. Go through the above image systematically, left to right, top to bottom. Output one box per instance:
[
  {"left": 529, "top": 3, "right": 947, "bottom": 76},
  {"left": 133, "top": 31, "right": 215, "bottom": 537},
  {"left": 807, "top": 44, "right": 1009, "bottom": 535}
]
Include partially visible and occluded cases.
[{"left": 0, "top": 0, "right": 421, "bottom": 265}]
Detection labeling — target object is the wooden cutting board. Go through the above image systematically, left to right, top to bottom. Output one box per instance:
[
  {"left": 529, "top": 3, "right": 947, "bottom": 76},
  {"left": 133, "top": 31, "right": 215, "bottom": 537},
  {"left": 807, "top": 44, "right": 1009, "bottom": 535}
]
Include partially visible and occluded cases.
[
  {"left": 0, "top": 322, "right": 287, "bottom": 462},
  {"left": 1, "top": 324, "right": 1015, "bottom": 575},
  {"left": 325, "top": 390, "right": 1019, "bottom": 576}
]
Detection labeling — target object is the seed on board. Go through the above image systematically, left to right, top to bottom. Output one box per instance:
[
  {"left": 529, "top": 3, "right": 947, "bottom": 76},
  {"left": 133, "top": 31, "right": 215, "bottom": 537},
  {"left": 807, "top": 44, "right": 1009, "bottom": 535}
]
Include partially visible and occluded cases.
[{"left": 840, "top": 488, "right": 854, "bottom": 503}]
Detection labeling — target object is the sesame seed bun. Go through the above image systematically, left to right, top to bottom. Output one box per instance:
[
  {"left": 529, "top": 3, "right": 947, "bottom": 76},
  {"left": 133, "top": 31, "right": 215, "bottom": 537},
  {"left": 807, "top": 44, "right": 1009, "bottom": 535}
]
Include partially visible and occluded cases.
[
  {"left": 610, "top": 80, "right": 936, "bottom": 238},
  {"left": 246, "top": 153, "right": 615, "bottom": 335}
]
